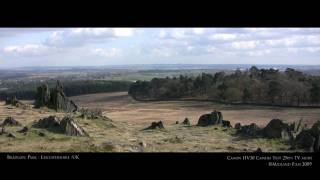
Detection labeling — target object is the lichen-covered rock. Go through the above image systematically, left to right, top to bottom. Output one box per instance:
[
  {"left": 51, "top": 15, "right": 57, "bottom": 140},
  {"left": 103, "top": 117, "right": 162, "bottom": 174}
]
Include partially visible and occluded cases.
[
  {"left": 197, "top": 110, "right": 223, "bottom": 126},
  {"left": 60, "top": 116, "right": 88, "bottom": 136},
  {"left": 2, "top": 117, "right": 21, "bottom": 126},
  {"left": 261, "top": 119, "right": 293, "bottom": 140},
  {"left": 143, "top": 121, "right": 165, "bottom": 130}
]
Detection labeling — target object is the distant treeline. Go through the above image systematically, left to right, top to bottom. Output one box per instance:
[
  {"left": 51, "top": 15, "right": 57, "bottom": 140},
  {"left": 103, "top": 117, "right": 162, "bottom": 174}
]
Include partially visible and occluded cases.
[
  {"left": 129, "top": 67, "right": 320, "bottom": 107},
  {"left": 0, "top": 80, "right": 132, "bottom": 100}
]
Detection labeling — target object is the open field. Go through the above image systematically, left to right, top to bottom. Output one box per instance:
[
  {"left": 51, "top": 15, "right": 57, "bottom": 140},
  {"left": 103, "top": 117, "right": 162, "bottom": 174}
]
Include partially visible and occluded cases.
[
  {"left": 0, "top": 91, "right": 319, "bottom": 152},
  {"left": 71, "top": 92, "right": 320, "bottom": 128}
]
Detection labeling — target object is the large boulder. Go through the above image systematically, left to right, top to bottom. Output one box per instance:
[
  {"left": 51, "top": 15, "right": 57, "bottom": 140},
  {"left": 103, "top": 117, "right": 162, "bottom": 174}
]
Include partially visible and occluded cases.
[
  {"left": 197, "top": 110, "right": 223, "bottom": 126},
  {"left": 33, "top": 115, "right": 87, "bottom": 136},
  {"left": 33, "top": 116, "right": 62, "bottom": 133},
  {"left": 60, "top": 116, "right": 88, "bottom": 136},
  {"left": 2, "top": 117, "right": 21, "bottom": 126},
  {"left": 261, "top": 119, "right": 293, "bottom": 140}
]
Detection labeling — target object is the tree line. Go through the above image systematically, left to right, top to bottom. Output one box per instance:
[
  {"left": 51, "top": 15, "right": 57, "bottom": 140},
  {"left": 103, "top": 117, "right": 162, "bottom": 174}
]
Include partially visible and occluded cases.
[
  {"left": 128, "top": 66, "right": 320, "bottom": 107},
  {"left": 0, "top": 80, "right": 132, "bottom": 100}
]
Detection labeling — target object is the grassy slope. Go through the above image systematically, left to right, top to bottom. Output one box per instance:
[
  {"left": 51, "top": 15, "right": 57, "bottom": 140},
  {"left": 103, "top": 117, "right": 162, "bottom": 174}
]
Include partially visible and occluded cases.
[{"left": 0, "top": 102, "right": 298, "bottom": 152}]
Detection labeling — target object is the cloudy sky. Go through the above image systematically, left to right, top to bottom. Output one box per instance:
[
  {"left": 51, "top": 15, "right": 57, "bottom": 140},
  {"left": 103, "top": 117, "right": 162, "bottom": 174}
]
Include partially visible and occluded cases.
[{"left": 0, "top": 28, "right": 319, "bottom": 67}]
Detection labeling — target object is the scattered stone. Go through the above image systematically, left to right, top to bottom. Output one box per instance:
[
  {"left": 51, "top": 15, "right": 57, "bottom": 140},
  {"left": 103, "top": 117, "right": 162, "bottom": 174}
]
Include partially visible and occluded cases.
[
  {"left": 5, "top": 96, "right": 19, "bottom": 106},
  {"left": 5, "top": 96, "right": 29, "bottom": 109},
  {"left": 79, "top": 108, "right": 102, "bottom": 119},
  {"left": 197, "top": 110, "right": 223, "bottom": 126},
  {"left": 33, "top": 116, "right": 61, "bottom": 132},
  {"left": 60, "top": 116, "right": 88, "bottom": 136},
  {"left": 2, "top": 117, "right": 21, "bottom": 126},
  {"left": 182, "top": 118, "right": 191, "bottom": 126},
  {"left": 261, "top": 119, "right": 293, "bottom": 140},
  {"left": 222, "top": 120, "right": 232, "bottom": 128},
  {"left": 143, "top": 121, "right": 165, "bottom": 130},
  {"left": 175, "top": 121, "right": 179, "bottom": 124},
  {"left": 294, "top": 121, "right": 320, "bottom": 152},
  {"left": 234, "top": 123, "right": 241, "bottom": 130},
  {"left": 236, "top": 123, "right": 261, "bottom": 137},
  {"left": 0, "top": 126, "right": 5, "bottom": 135},
  {"left": 17, "top": 126, "right": 28, "bottom": 133},
  {"left": 214, "top": 127, "right": 218, "bottom": 130},
  {"left": 222, "top": 128, "right": 228, "bottom": 131},
  {"left": 294, "top": 130, "right": 315, "bottom": 152},
  {"left": 38, "top": 132, "right": 46, "bottom": 137},
  {"left": 7, "top": 133, "right": 16, "bottom": 138},
  {"left": 138, "top": 141, "right": 147, "bottom": 148},
  {"left": 255, "top": 148, "right": 262, "bottom": 153}
]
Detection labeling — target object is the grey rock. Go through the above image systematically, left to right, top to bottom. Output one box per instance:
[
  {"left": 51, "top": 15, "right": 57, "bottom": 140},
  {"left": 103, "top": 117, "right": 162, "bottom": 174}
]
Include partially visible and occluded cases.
[
  {"left": 197, "top": 110, "right": 223, "bottom": 126},
  {"left": 2, "top": 117, "right": 21, "bottom": 126},
  {"left": 182, "top": 118, "right": 191, "bottom": 126},
  {"left": 143, "top": 121, "right": 165, "bottom": 130},
  {"left": 17, "top": 126, "right": 28, "bottom": 133}
]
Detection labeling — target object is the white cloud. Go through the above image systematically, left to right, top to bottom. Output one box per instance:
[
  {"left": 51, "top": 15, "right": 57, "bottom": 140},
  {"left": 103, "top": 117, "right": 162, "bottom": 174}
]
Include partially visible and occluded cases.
[
  {"left": 45, "top": 28, "right": 134, "bottom": 47},
  {"left": 114, "top": 28, "right": 134, "bottom": 37},
  {"left": 192, "top": 28, "right": 205, "bottom": 35},
  {"left": 209, "top": 33, "right": 237, "bottom": 41},
  {"left": 230, "top": 41, "right": 259, "bottom": 50},
  {"left": 3, "top": 44, "right": 56, "bottom": 57},
  {"left": 91, "top": 48, "right": 121, "bottom": 58},
  {"left": 247, "top": 49, "right": 271, "bottom": 56}
]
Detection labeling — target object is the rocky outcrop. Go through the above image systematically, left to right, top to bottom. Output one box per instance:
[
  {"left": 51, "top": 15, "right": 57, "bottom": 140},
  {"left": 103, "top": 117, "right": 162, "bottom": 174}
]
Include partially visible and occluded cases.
[
  {"left": 34, "top": 81, "right": 78, "bottom": 112},
  {"left": 34, "top": 84, "right": 51, "bottom": 108},
  {"left": 197, "top": 110, "right": 223, "bottom": 126},
  {"left": 33, "top": 115, "right": 87, "bottom": 136},
  {"left": 60, "top": 116, "right": 88, "bottom": 136},
  {"left": 2, "top": 117, "right": 21, "bottom": 126},
  {"left": 260, "top": 119, "right": 293, "bottom": 141},
  {"left": 143, "top": 121, "right": 165, "bottom": 130},
  {"left": 294, "top": 121, "right": 320, "bottom": 152}
]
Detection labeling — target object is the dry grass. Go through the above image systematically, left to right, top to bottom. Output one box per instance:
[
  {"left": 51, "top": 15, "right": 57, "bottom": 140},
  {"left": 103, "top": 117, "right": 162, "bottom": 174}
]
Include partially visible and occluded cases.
[{"left": 0, "top": 92, "right": 318, "bottom": 152}]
